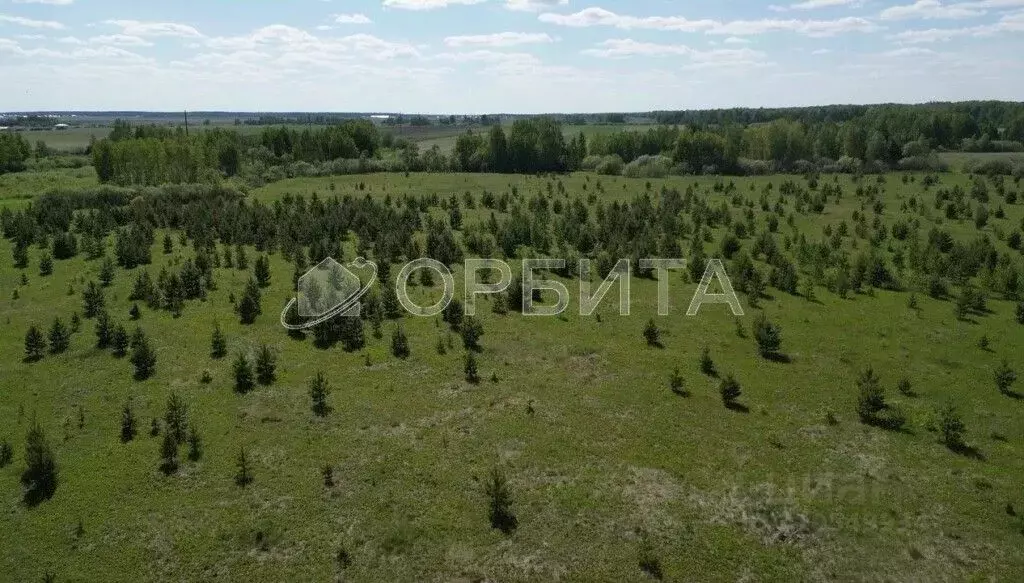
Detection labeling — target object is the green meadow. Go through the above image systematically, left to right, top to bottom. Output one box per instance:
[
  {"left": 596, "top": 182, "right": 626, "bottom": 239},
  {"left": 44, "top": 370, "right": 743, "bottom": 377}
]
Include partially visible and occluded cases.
[{"left": 1, "top": 167, "right": 1023, "bottom": 582}]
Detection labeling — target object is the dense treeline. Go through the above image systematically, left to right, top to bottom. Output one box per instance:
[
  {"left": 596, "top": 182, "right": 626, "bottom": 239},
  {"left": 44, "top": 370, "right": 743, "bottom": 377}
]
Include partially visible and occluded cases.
[
  {"left": 651, "top": 101, "right": 1024, "bottom": 139},
  {"left": 82, "top": 102, "right": 1024, "bottom": 186},
  {"left": 91, "top": 120, "right": 381, "bottom": 186}
]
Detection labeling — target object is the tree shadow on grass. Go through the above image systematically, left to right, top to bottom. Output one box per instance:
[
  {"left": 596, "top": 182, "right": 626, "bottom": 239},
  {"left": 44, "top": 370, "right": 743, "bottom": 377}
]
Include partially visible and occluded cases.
[
  {"left": 763, "top": 352, "right": 792, "bottom": 364},
  {"left": 1000, "top": 389, "right": 1024, "bottom": 400},
  {"left": 725, "top": 402, "right": 750, "bottom": 413},
  {"left": 947, "top": 442, "right": 986, "bottom": 461},
  {"left": 22, "top": 482, "right": 57, "bottom": 508}
]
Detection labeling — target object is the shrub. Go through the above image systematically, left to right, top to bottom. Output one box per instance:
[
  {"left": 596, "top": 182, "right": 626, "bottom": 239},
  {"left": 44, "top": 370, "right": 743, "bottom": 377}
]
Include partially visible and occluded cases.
[
  {"left": 622, "top": 155, "right": 672, "bottom": 179},
  {"left": 896, "top": 155, "right": 948, "bottom": 172},
  {"left": 736, "top": 158, "right": 772, "bottom": 176},
  {"left": 38, "top": 253, "right": 53, "bottom": 276},
  {"left": 254, "top": 255, "right": 271, "bottom": 287},
  {"left": 236, "top": 278, "right": 262, "bottom": 324},
  {"left": 94, "top": 310, "right": 113, "bottom": 349},
  {"left": 753, "top": 313, "right": 782, "bottom": 358},
  {"left": 460, "top": 316, "right": 484, "bottom": 351},
  {"left": 48, "top": 318, "right": 71, "bottom": 354},
  {"left": 642, "top": 319, "right": 661, "bottom": 347},
  {"left": 210, "top": 323, "right": 227, "bottom": 359},
  {"left": 111, "top": 324, "right": 129, "bottom": 357},
  {"left": 24, "top": 325, "right": 46, "bottom": 362},
  {"left": 391, "top": 326, "right": 410, "bottom": 359},
  {"left": 129, "top": 329, "right": 156, "bottom": 380},
  {"left": 255, "top": 344, "right": 276, "bottom": 385},
  {"left": 700, "top": 346, "right": 716, "bottom": 376},
  {"left": 464, "top": 351, "right": 480, "bottom": 384},
  {"left": 233, "top": 353, "right": 255, "bottom": 393},
  {"left": 995, "top": 360, "right": 1018, "bottom": 395},
  {"left": 856, "top": 367, "right": 885, "bottom": 422},
  {"left": 669, "top": 368, "right": 686, "bottom": 396},
  {"left": 310, "top": 372, "right": 331, "bottom": 416},
  {"left": 720, "top": 374, "right": 742, "bottom": 406},
  {"left": 897, "top": 377, "right": 914, "bottom": 397},
  {"left": 163, "top": 392, "right": 188, "bottom": 445},
  {"left": 120, "top": 400, "right": 137, "bottom": 443},
  {"left": 938, "top": 404, "right": 966, "bottom": 451},
  {"left": 21, "top": 420, "right": 58, "bottom": 505},
  {"left": 187, "top": 427, "right": 203, "bottom": 462},
  {"left": 159, "top": 431, "right": 179, "bottom": 475},
  {"left": 0, "top": 440, "right": 13, "bottom": 468},
  {"left": 235, "top": 447, "right": 253, "bottom": 487},
  {"left": 485, "top": 467, "right": 517, "bottom": 534}
]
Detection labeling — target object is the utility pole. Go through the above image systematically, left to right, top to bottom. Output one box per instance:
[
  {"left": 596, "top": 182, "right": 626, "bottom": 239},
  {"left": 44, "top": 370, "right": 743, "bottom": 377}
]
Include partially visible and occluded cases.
[{"left": 184, "top": 110, "right": 189, "bottom": 137}]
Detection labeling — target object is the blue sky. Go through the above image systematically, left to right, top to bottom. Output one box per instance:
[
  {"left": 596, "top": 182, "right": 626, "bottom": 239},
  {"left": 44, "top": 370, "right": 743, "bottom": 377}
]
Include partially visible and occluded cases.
[{"left": 1, "top": 0, "right": 1022, "bottom": 112}]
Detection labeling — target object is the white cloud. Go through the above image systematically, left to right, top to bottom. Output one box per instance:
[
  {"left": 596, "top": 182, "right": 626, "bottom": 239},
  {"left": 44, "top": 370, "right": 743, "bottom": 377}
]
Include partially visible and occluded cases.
[
  {"left": 12, "top": 0, "right": 74, "bottom": 4},
  {"left": 382, "top": 0, "right": 486, "bottom": 9},
  {"left": 506, "top": 0, "right": 569, "bottom": 11},
  {"left": 770, "top": 0, "right": 863, "bottom": 11},
  {"left": 880, "top": 0, "right": 985, "bottom": 20},
  {"left": 537, "top": 7, "right": 879, "bottom": 36},
  {"left": 538, "top": 7, "right": 716, "bottom": 31},
  {"left": 891, "top": 8, "right": 1024, "bottom": 41},
  {"left": 334, "top": 13, "right": 373, "bottom": 24},
  {"left": 0, "top": 14, "right": 65, "bottom": 29},
  {"left": 709, "top": 17, "right": 880, "bottom": 36},
  {"left": 105, "top": 20, "right": 203, "bottom": 38},
  {"left": 205, "top": 25, "right": 317, "bottom": 50},
  {"left": 203, "top": 26, "right": 422, "bottom": 62},
  {"left": 443, "top": 31, "right": 553, "bottom": 47},
  {"left": 60, "top": 34, "right": 153, "bottom": 47},
  {"left": 723, "top": 36, "right": 751, "bottom": 44},
  {"left": 0, "top": 37, "right": 151, "bottom": 62},
  {"left": 580, "top": 38, "right": 769, "bottom": 70},
  {"left": 581, "top": 39, "right": 693, "bottom": 57},
  {"left": 881, "top": 46, "right": 937, "bottom": 56},
  {"left": 811, "top": 48, "right": 832, "bottom": 53},
  {"left": 433, "top": 50, "right": 542, "bottom": 66}
]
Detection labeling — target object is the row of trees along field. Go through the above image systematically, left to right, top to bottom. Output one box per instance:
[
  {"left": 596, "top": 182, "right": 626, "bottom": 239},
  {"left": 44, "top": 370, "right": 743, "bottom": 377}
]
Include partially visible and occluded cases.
[{"left": 75, "top": 101, "right": 1024, "bottom": 186}]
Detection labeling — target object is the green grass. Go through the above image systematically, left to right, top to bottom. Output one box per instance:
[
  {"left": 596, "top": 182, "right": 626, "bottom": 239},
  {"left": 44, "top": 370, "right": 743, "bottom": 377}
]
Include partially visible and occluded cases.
[
  {"left": 16, "top": 128, "right": 110, "bottom": 152},
  {"left": 938, "top": 151, "right": 1024, "bottom": 170},
  {"left": 0, "top": 167, "right": 98, "bottom": 209},
  {"left": 1, "top": 171, "right": 1023, "bottom": 581}
]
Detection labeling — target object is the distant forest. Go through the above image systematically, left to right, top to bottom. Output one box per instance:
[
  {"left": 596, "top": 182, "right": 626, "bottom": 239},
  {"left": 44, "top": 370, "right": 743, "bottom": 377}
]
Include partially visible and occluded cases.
[{"left": 3, "top": 101, "right": 1023, "bottom": 182}]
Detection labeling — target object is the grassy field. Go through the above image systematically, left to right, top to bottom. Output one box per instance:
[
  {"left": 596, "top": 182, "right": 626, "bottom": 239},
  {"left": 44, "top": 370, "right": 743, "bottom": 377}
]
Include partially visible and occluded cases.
[
  {"left": 938, "top": 151, "right": 1024, "bottom": 170},
  {"left": 0, "top": 166, "right": 97, "bottom": 210},
  {"left": 1, "top": 170, "right": 1024, "bottom": 581}
]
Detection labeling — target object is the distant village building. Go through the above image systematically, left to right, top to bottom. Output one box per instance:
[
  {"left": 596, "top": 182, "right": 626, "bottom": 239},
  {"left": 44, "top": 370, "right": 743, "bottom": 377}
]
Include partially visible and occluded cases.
[{"left": 54, "top": 123, "right": 70, "bottom": 130}]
